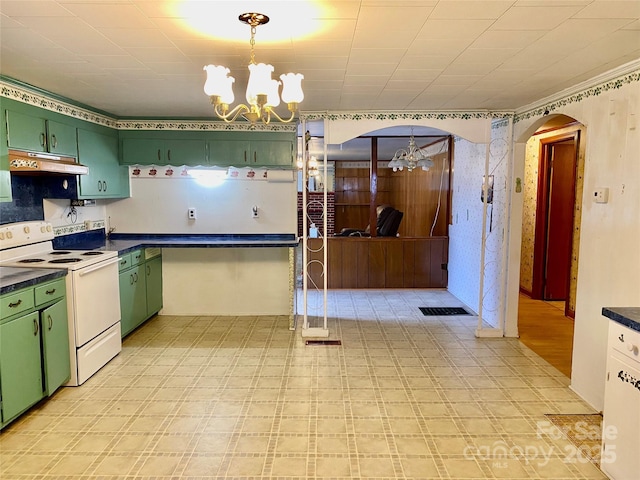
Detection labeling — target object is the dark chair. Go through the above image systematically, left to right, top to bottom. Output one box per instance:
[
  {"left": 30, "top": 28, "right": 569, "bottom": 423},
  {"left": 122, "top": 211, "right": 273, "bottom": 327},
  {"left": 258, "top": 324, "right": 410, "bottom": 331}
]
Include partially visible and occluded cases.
[{"left": 335, "top": 205, "right": 403, "bottom": 237}]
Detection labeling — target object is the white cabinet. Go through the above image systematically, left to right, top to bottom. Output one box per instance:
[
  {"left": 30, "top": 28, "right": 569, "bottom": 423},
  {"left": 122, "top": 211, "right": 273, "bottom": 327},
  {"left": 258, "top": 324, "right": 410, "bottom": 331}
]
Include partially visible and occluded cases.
[{"left": 601, "top": 320, "right": 640, "bottom": 480}]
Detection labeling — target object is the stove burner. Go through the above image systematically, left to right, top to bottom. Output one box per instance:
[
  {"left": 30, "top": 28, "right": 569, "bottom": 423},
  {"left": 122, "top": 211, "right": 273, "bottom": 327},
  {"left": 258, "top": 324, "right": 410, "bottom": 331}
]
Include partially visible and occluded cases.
[
  {"left": 50, "top": 251, "right": 72, "bottom": 255},
  {"left": 82, "top": 251, "right": 104, "bottom": 256},
  {"left": 18, "top": 258, "right": 46, "bottom": 263},
  {"left": 49, "top": 258, "right": 82, "bottom": 264}
]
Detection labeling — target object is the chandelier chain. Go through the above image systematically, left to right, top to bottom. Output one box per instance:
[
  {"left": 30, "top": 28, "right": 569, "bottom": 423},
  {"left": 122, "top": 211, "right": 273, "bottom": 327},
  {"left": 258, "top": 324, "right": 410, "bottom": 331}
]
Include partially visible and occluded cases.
[{"left": 249, "top": 26, "right": 257, "bottom": 65}]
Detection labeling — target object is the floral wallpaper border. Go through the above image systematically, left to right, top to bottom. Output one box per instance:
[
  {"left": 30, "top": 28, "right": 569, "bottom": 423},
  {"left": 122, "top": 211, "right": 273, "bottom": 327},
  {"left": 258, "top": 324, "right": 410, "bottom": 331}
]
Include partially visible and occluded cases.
[
  {"left": 515, "top": 70, "right": 640, "bottom": 123},
  {"left": 0, "top": 78, "right": 295, "bottom": 133},
  {"left": 300, "top": 111, "right": 512, "bottom": 122},
  {"left": 53, "top": 219, "right": 105, "bottom": 237}
]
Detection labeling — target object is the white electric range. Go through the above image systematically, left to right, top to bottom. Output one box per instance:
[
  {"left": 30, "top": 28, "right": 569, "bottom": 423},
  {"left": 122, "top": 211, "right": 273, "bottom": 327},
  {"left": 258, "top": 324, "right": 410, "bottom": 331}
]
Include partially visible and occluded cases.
[{"left": 0, "top": 221, "right": 121, "bottom": 385}]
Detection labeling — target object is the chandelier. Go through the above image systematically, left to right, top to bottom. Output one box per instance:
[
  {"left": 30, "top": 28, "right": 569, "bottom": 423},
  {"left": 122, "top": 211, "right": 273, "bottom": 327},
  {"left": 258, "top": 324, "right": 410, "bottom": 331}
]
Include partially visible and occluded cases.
[
  {"left": 203, "top": 13, "right": 304, "bottom": 125},
  {"left": 388, "top": 130, "right": 434, "bottom": 172}
]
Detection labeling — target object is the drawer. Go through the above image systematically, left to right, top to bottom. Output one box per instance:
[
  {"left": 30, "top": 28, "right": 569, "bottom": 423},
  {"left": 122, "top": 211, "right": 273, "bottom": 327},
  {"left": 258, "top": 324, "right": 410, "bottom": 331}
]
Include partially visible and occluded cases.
[
  {"left": 130, "top": 249, "right": 145, "bottom": 266},
  {"left": 118, "top": 253, "right": 131, "bottom": 271},
  {"left": 34, "top": 278, "right": 66, "bottom": 306},
  {"left": 0, "top": 289, "right": 35, "bottom": 320}
]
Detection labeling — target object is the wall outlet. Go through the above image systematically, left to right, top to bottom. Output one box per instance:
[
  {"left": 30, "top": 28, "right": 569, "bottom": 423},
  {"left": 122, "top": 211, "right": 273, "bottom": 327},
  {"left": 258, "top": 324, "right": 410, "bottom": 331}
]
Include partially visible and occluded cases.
[
  {"left": 594, "top": 188, "right": 609, "bottom": 204},
  {"left": 188, "top": 208, "right": 197, "bottom": 219}
]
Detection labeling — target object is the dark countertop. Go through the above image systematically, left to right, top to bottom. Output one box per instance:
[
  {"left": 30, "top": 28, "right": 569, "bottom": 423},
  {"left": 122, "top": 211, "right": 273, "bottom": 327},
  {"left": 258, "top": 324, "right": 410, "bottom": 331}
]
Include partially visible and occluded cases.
[
  {"left": 54, "top": 230, "right": 299, "bottom": 256},
  {"left": 0, "top": 267, "right": 67, "bottom": 295},
  {"left": 602, "top": 307, "right": 640, "bottom": 333}
]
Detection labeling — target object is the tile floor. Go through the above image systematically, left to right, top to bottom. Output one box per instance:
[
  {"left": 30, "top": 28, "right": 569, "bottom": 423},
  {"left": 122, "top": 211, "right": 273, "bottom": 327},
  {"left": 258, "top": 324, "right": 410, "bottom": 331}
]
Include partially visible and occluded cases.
[{"left": 0, "top": 289, "right": 607, "bottom": 479}]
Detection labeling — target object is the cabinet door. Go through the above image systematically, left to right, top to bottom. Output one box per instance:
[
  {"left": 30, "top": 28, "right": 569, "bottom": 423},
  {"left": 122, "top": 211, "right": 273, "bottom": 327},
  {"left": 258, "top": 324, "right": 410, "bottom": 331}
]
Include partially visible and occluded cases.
[
  {"left": 6, "top": 110, "right": 47, "bottom": 152},
  {"left": 47, "top": 120, "right": 77, "bottom": 157},
  {"left": 78, "top": 129, "right": 129, "bottom": 198},
  {"left": 121, "top": 138, "right": 165, "bottom": 165},
  {"left": 165, "top": 139, "right": 206, "bottom": 166},
  {"left": 208, "top": 139, "right": 251, "bottom": 166},
  {"left": 251, "top": 139, "right": 293, "bottom": 167},
  {"left": 0, "top": 161, "right": 11, "bottom": 203},
  {"left": 145, "top": 256, "right": 163, "bottom": 318},
  {"left": 119, "top": 265, "right": 147, "bottom": 338},
  {"left": 40, "top": 300, "right": 70, "bottom": 395},
  {"left": 0, "top": 312, "right": 43, "bottom": 423}
]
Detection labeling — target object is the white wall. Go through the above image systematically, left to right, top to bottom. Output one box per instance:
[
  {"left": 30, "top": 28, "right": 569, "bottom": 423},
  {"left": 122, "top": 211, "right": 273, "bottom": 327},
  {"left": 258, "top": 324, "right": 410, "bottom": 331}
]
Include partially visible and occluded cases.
[
  {"left": 511, "top": 68, "right": 640, "bottom": 410},
  {"left": 105, "top": 167, "right": 296, "bottom": 234}
]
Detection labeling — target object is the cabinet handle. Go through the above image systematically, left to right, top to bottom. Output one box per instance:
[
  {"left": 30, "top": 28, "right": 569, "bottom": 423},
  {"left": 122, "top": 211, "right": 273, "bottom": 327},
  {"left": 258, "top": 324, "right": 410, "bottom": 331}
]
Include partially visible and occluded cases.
[
  {"left": 40, "top": 132, "right": 46, "bottom": 148},
  {"left": 51, "top": 134, "right": 58, "bottom": 148},
  {"left": 157, "top": 149, "right": 161, "bottom": 161},
  {"left": 167, "top": 149, "right": 171, "bottom": 162},
  {"left": 244, "top": 151, "right": 247, "bottom": 163},
  {"left": 253, "top": 151, "right": 257, "bottom": 163},
  {"left": 98, "top": 180, "right": 103, "bottom": 192},
  {"left": 103, "top": 180, "right": 107, "bottom": 192},
  {"left": 120, "top": 259, "right": 128, "bottom": 267},
  {"left": 147, "top": 265, "right": 150, "bottom": 276},
  {"left": 133, "top": 272, "right": 138, "bottom": 283},
  {"left": 130, "top": 273, "right": 134, "bottom": 285},
  {"left": 45, "top": 288, "right": 56, "bottom": 295},
  {"left": 8, "top": 299, "right": 22, "bottom": 308},
  {"left": 48, "top": 314, "right": 53, "bottom": 330},
  {"left": 33, "top": 318, "right": 39, "bottom": 336}
]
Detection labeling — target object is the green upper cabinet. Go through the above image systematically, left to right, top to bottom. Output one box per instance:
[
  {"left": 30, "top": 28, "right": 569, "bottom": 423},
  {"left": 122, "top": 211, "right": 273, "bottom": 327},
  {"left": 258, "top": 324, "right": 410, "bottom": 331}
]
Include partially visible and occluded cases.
[
  {"left": 5, "top": 110, "right": 78, "bottom": 157},
  {"left": 77, "top": 129, "right": 129, "bottom": 199},
  {"left": 120, "top": 130, "right": 295, "bottom": 168},
  {"left": 207, "top": 132, "right": 295, "bottom": 168},
  {"left": 121, "top": 137, "right": 206, "bottom": 166}
]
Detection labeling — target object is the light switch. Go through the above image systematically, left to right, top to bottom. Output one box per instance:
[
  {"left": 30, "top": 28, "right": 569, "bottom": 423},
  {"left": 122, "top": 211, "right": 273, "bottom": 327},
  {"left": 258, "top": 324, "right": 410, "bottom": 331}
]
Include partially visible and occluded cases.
[{"left": 594, "top": 188, "right": 609, "bottom": 204}]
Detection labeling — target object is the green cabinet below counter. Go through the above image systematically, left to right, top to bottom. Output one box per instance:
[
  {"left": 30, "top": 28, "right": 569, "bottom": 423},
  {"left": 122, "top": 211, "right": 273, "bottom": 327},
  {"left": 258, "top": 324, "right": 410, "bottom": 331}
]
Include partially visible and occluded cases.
[
  {"left": 119, "top": 249, "right": 162, "bottom": 338},
  {"left": 0, "top": 277, "right": 69, "bottom": 429}
]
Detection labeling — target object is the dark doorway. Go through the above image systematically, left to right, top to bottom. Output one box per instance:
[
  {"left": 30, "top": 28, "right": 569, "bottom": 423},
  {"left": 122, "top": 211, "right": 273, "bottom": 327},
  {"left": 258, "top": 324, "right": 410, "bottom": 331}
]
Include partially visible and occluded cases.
[{"left": 532, "top": 132, "right": 579, "bottom": 311}]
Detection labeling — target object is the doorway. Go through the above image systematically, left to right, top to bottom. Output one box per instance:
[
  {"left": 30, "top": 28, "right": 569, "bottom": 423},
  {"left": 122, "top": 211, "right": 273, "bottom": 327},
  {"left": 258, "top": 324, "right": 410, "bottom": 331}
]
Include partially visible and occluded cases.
[
  {"left": 517, "top": 116, "right": 586, "bottom": 377},
  {"left": 533, "top": 132, "right": 579, "bottom": 313}
]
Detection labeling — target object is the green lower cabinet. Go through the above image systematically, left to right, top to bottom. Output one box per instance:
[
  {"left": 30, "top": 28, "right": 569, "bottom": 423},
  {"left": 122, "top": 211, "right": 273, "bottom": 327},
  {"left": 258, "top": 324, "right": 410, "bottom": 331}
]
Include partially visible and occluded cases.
[
  {"left": 119, "top": 251, "right": 163, "bottom": 338},
  {"left": 145, "top": 256, "right": 163, "bottom": 317},
  {"left": 119, "top": 264, "right": 147, "bottom": 337},
  {"left": 40, "top": 299, "right": 70, "bottom": 396},
  {"left": 0, "top": 312, "right": 43, "bottom": 425}
]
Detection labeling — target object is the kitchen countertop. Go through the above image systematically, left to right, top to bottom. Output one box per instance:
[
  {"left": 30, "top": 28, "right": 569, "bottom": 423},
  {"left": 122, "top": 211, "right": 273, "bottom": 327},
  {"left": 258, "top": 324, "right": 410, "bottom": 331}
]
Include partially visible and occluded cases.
[
  {"left": 54, "top": 231, "right": 299, "bottom": 256},
  {"left": 0, "top": 267, "right": 67, "bottom": 295},
  {"left": 602, "top": 307, "right": 640, "bottom": 333}
]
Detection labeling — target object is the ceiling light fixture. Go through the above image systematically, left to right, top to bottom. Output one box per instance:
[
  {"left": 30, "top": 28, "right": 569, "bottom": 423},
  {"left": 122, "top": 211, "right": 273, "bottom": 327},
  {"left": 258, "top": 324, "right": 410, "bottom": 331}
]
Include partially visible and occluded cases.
[
  {"left": 203, "top": 12, "right": 304, "bottom": 125},
  {"left": 388, "top": 129, "right": 434, "bottom": 172}
]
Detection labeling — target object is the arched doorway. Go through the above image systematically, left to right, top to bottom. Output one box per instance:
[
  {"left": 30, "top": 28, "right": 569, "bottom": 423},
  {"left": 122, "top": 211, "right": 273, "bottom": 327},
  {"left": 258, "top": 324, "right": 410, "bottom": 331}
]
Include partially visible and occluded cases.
[{"left": 517, "top": 114, "right": 586, "bottom": 377}]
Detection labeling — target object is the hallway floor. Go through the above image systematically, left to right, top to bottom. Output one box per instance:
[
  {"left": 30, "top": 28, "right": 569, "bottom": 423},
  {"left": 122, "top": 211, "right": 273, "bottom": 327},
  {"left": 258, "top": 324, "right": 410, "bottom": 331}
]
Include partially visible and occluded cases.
[{"left": 0, "top": 290, "right": 605, "bottom": 479}]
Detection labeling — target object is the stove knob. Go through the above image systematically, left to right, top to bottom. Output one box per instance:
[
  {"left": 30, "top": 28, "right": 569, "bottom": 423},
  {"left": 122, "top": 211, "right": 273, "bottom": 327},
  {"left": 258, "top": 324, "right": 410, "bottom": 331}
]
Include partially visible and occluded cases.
[
  {"left": 46, "top": 225, "right": 52, "bottom": 232},
  {"left": 24, "top": 226, "right": 30, "bottom": 234},
  {"left": 41, "top": 226, "right": 46, "bottom": 233},
  {"left": 6, "top": 231, "right": 12, "bottom": 239},
  {"left": 0, "top": 232, "right": 4, "bottom": 240},
  {"left": 627, "top": 343, "right": 637, "bottom": 354}
]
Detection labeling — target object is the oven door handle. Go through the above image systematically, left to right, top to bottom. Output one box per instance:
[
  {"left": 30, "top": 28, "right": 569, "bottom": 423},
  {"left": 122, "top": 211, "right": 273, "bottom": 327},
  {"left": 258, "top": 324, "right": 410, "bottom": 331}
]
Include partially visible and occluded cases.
[{"left": 78, "top": 256, "right": 120, "bottom": 276}]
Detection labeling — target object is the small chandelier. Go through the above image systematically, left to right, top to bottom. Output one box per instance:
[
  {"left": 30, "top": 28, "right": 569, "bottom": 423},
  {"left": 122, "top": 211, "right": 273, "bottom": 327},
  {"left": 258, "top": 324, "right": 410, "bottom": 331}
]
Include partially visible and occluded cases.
[
  {"left": 203, "top": 13, "right": 304, "bottom": 125},
  {"left": 388, "top": 130, "right": 434, "bottom": 172}
]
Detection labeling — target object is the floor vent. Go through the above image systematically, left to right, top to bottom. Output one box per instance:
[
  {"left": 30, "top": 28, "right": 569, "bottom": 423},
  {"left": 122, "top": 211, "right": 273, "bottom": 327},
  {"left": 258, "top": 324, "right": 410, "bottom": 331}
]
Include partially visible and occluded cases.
[
  {"left": 419, "top": 307, "right": 470, "bottom": 316},
  {"left": 305, "top": 340, "right": 342, "bottom": 346}
]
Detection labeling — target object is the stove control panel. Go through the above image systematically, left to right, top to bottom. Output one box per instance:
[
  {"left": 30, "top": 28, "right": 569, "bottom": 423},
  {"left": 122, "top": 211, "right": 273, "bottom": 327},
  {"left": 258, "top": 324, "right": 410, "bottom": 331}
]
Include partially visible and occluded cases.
[{"left": 0, "top": 221, "right": 54, "bottom": 250}]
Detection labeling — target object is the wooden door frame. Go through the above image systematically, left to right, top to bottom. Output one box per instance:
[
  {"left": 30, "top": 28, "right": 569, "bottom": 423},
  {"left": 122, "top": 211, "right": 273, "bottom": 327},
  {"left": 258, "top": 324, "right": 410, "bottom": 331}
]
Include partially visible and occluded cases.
[{"left": 531, "top": 131, "right": 579, "bottom": 314}]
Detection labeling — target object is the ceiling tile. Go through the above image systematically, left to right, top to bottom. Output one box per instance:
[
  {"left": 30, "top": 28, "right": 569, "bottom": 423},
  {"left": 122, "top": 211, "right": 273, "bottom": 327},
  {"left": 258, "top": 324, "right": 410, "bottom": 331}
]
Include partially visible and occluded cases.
[
  {"left": 0, "top": 0, "right": 71, "bottom": 16},
  {"left": 429, "top": 1, "right": 513, "bottom": 19},
  {"left": 574, "top": 1, "right": 640, "bottom": 18},
  {"left": 60, "top": 3, "right": 156, "bottom": 28},
  {"left": 491, "top": 5, "right": 583, "bottom": 30},
  {"left": 417, "top": 19, "right": 494, "bottom": 39},
  {"left": 98, "top": 28, "right": 175, "bottom": 48},
  {"left": 470, "top": 30, "right": 547, "bottom": 48}
]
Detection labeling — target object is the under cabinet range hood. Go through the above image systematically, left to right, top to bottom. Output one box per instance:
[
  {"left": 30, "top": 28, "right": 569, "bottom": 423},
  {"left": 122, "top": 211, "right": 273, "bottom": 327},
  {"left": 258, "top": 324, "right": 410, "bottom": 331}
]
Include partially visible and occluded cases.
[{"left": 8, "top": 149, "right": 89, "bottom": 175}]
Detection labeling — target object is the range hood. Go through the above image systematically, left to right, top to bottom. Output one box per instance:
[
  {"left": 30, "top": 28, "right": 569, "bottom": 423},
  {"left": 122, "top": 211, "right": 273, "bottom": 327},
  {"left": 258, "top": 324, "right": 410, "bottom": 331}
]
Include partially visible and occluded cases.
[{"left": 8, "top": 149, "right": 89, "bottom": 175}]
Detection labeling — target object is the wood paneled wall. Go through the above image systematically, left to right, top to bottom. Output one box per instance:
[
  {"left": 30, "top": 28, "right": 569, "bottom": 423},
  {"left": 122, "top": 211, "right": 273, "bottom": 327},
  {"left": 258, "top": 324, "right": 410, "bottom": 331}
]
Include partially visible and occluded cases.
[
  {"left": 333, "top": 151, "right": 450, "bottom": 237},
  {"left": 389, "top": 151, "right": 450, "bottom": 237},
  {"left": 307, "top": 237, "right": 448, "bottom": 289}
]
